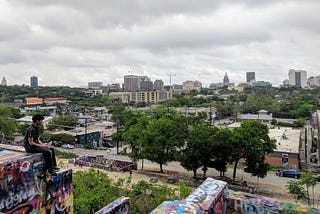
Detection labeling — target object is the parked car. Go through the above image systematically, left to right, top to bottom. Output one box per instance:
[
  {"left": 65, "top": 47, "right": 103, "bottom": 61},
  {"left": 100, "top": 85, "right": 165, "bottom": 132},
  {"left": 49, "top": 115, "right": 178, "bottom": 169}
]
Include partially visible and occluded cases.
[
  {"left": 80, "top": 123, "right": 88, "bottom": 127},
  {"left": 102, "top": 140, "right": 115, "bottom": 148},
  {"left": 52, "top": 141, "right": 62, "bottom": 147},
  {"left": 61, "top": 144, "right": 74, "bottom": 149},
  {"left": 276, "top": 170, "right": 301, "bottom": 178},
  {"left": 313, "top": 174, "right": 320, "bottom": 181}
]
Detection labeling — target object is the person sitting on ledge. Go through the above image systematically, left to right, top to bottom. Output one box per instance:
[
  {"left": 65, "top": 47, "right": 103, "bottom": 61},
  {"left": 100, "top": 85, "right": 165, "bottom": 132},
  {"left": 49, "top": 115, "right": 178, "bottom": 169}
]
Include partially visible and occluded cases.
[{"left": 23, "top": 114, "right": 59, "bottom": 176}]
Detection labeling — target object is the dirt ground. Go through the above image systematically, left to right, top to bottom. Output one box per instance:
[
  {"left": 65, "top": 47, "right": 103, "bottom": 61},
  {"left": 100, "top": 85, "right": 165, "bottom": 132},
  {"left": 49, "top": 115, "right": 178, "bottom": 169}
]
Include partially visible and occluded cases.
[{"left": 56, "top": 158, "right": 177, "bottom": 188}]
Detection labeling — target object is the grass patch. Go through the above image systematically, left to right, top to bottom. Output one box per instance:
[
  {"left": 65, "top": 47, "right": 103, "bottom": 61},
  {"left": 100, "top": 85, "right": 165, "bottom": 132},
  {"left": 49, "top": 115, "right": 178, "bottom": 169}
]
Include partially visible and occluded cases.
[{"left": 54, "top": 148, "right": 78, "bottom": 159}]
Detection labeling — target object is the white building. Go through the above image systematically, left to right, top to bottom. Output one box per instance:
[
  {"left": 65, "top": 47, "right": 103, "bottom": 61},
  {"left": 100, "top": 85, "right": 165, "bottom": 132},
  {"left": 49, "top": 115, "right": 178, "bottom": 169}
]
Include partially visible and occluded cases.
[
  {"left": 288, "top": 69, "right": 307, "bottom": 88},
  {"left": 308, "top": 76, "right": 320, "bottom": 87},
  {"left": 1, "top": 77, "right": 7, "bottom": 86},
  {"left": 109, "top": 91, "right": 172, "bottom": 104}
]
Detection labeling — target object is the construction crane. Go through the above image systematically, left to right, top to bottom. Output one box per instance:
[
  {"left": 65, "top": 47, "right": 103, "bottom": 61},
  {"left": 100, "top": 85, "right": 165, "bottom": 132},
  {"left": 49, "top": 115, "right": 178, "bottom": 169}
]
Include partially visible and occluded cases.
[{"left": 168, "top": 74, "right": 176, "bottom": 87}]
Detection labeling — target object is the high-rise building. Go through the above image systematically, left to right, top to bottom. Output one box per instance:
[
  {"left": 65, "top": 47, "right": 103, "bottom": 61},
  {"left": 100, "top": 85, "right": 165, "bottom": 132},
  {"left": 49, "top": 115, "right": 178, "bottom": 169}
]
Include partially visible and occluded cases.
[
  {"left": 288, "top": 69, "right": 307, "bottom": 88},
  {"left": 246, "top": 72, "right": 256, "bottom": 83},
  {"left": 223, "top": 73, "right": 230, "bottom": 86},
  {"left": 124, "top": 75, "right": 139, "bottom": 91},
  {"left": 30, "top": 76, "right": 38, "bottom": 87},
  {"left": 139, "top": 76, "right": 153, "bottom": 91},
  {"left": 1, "top": 77, "right": 7, "bottom": 86},
  {"left": 154, "top": 80, "right": 164, "bottom": 90},
  {"left": 183, "top": 80, "right": 202, "bottom": 92},
  {"left": 194, "top": 80, "right": 202, "bottom": 91}
]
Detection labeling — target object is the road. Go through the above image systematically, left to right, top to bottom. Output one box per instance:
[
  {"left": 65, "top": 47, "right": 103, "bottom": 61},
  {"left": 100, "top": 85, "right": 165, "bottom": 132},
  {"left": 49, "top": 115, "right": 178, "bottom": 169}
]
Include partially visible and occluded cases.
[{"left": 57, "top": 147, "right": 320, "bottom": 196}]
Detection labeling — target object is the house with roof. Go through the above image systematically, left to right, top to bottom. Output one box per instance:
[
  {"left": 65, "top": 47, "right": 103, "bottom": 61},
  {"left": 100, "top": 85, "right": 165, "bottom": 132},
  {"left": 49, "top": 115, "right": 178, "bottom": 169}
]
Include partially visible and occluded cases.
[{"left": 237, "top": 109, "right": 273, "bottom": 123}]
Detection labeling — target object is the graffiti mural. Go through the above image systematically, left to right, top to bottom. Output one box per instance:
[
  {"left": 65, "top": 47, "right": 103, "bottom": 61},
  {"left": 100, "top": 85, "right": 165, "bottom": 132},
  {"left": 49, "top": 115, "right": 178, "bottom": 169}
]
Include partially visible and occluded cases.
[
  {"left": 0, "top": 148, "right": 73, "bottom": 214},
  {"left": 71, "top": 155, "right": 137, "bottom": 172},
  {"left": 151, "top": 178, "right": 228, "bottom": 214},
  {"left": 185, "top": 178, "right": 228, "bottom": 213},
  {"left": 229, "top": 191, "right": 320, "bottom": 214},
  {"left": 95, "top": 196, "right": 130, "bottom": 214},
  {"left": 150, "top": 200, "right": 205, "bottom": 214}
]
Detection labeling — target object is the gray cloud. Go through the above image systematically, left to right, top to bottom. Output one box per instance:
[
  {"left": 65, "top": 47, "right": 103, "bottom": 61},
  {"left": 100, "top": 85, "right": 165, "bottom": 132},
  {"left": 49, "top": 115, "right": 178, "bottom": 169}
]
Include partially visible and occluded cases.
[{"left": 0, "top": 0, "right": 319, "bottom": 87}]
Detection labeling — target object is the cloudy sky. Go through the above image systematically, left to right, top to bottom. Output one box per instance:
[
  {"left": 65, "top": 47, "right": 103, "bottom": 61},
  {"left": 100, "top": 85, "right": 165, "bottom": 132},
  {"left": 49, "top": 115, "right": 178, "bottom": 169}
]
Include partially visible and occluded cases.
[{"left": 0, "top": 0, "right": 319, "bottom": 87}]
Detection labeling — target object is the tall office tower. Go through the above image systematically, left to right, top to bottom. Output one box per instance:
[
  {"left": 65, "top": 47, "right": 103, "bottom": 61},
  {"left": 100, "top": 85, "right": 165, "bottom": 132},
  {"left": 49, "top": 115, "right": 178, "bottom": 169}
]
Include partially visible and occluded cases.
[
  {"left": 288, "top": 69, "right": 307, "bottom": 88},
  {"left": 246, "top": 72, "right": 256, "bottom": 83},
  {"left": 223, "top": 73, "right": 230, "bottom": 86},
  {"left": 124, "top": 75, "right": 139, "bottom": 91},
  {"left": 30, "top": 76, "right": 38, "bottom": 87},
  {"left": 139, "top": 76, "right": 153, "bottom": 91},
  {"left": 1, "top": 77, "right": 7, "bottom": 86},
  {"left": 154, "top": 79, "right": 164, "bottom": 90},
  {"left": 140, "top": 80, "right": 153, "bottom": 91},
  {"left": 88, "top": 82, "right": 103, "bottom": 89}
]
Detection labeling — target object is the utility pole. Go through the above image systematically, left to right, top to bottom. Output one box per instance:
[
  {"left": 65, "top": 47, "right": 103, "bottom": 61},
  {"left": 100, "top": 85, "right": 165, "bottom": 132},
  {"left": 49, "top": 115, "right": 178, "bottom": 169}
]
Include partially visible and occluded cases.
[
  {"left": 209, "top": 104, "right": 213, "bottom": 126},
  {"left": 85, "top": 118, "right": 88, "bottom": 147},
  {"left": 305, "top": 127, "right": 308, "bottom": 171}
]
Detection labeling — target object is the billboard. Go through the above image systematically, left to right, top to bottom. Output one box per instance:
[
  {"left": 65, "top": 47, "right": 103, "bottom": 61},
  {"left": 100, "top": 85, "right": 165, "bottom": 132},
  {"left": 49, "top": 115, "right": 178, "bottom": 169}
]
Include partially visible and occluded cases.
[{"left": 26, "top": 97, "right": 43, "bottom": 105}]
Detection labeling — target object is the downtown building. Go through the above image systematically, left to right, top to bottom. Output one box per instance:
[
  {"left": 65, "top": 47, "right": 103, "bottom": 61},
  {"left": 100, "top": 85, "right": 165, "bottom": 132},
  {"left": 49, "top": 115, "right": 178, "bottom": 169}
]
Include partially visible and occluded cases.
[
  {"left": 288, "top": 69, "right": 307, "bottom": 88},
  {"left": 246, "top": 72, "right": 255, "bottom": 84},
  {"left": 124, "top": 75, "right": 139, "bottom": 91},
  {"left": 30, "top": 76, "right": 38, "bottom": 87},
  {"left": 1, "top": 77, "right": 7, "bottom": 86},
  {"left": 109, "top": 90, "right": 172, "bottom": 104}
]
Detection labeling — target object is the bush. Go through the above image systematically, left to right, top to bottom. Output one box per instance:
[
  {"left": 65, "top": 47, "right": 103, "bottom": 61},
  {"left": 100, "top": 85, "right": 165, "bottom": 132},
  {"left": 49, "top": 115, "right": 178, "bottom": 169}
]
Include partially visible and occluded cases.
[
  {"left": 277, "top": 122, "right": 295, "bottom": 127},
  {"left": 51, "top": 133, "right": 75, "bottom": 144},
  {"left": 54, "top": 148, "right": 78, "bottom": 159}
]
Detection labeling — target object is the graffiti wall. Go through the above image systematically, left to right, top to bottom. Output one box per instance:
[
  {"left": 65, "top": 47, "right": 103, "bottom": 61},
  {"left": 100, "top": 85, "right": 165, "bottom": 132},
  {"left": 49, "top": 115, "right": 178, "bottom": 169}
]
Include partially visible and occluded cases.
[
  {"left": 0, "top": 149, "right": 73, "bottom": 214},
  {"left": 71, "top": 155, "right": 137, "bottom": 172},
  {"left": 185, "top": 177, "right": 228, "bottom": 213},
  {"left": 151, "top": 178, "right": 228, "bottom": 214},
  {"left": 229, "top": 191, "right": 320, "bottom": 214},
  {"left": 95, "top": 196, "right": 130, "bottom": 214},
  {"left": 150, "top": 200, "right": 204, "bottom": 214}
]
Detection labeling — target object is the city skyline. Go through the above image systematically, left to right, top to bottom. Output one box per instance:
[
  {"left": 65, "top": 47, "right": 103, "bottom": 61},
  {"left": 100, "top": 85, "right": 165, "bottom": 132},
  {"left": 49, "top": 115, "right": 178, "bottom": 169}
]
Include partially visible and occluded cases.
[{"left": 0, "top": 1, "right": 319, "bottom": 87}]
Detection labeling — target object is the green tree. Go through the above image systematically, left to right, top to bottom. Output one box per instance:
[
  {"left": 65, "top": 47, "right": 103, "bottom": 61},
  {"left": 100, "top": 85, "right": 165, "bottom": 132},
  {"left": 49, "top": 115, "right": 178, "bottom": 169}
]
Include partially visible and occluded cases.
[
  {"left": 110, "top": 104, "right": 126, "bottom": 127},
  {"left": 110, "top": 104, "right": 127, "bottom": 153},
  {"left": 0, "top": 105, "right": 17, "bottom": 141},
  {"left": 29, "top": 109, "right": 51, "bottom": 116},
  {"left": 47, "top": 114, "right": 78, "bottom": 130},
  {"left": 144, "top": 116, "right": 186, "bottom": 173},
  {"left": 293, "top": 118, "right": 306, "bottom": 128},
  {"left": 230, "top": 120, "right": 276, "bottom": 180},
  {"left": 122, "top": 121, "right": 147, "bottom": 163},
  {"left": 17, "top": 123, "right": 30, "bottom": 136},
  {"left": 180, "top": 124, "right": 217, "bottom": 178},
  {"left": 210, "top": 128, "right": 233, "bottom": 177},
  {"left": 51, "top": 133, "right": 75, "bottom": 144},
  {"left": 73, "top": 169, "right": 128, "bottom": 213},
  {"left": 73, "top": 169, "right": 181, "bottom": 214},
  {"left": 300, "top": 174, "right": 318, "bottom": 207},
  {"left": 285, "top": 180, "right": 306, "bottom": 203}
]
